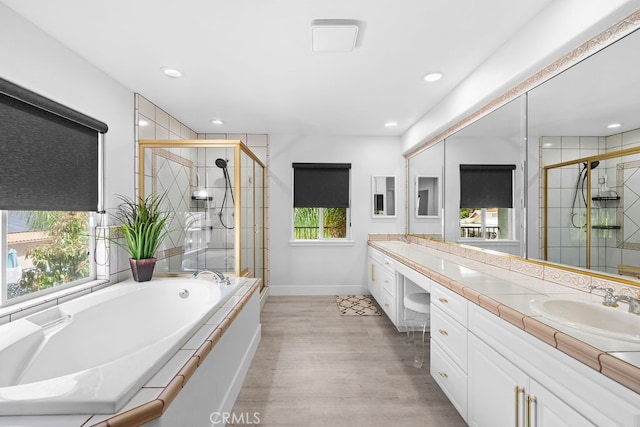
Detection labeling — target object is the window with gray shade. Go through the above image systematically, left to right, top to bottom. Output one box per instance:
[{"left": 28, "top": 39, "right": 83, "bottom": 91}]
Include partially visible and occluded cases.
[
  {"left": 0, "top": 77, "right": 108, "bottom": 211},
  {"left": 292, "top": 163, "right": 351, "bottom": 208},
  {"left": 459, "top": 164, "right": 516, "bottom": 208}
]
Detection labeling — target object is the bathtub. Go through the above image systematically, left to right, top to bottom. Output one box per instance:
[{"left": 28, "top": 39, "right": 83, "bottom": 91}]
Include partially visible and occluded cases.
[{"left": 0, "top": 276, "right": 244, "bottom": 416}]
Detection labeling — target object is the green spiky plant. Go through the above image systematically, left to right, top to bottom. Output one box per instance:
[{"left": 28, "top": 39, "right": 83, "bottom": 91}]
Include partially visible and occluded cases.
[{"left": 112, "top": 193, "right": 171, "bottom": 260}]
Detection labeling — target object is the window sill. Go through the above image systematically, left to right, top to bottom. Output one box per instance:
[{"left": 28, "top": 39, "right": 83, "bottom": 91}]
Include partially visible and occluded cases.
[{"left": 289, "top": 239, "right": 355, "bottom": 247}]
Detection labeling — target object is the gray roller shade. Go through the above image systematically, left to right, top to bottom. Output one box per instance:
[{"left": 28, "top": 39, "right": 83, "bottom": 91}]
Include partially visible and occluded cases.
[
  {"left": 0, "top": 77, "right": 107, "bottom": 211},
  {"left": 293, "top": 163, "right": 351, "bottom": 208},
  {"left": 460, "top": 164, "right": 515, "bottom": 208}
]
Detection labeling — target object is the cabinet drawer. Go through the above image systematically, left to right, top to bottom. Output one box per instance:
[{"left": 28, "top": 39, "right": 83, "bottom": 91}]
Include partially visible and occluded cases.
[
  {"left": 368, "top": 247, "right": 395, "bottom": 273},
  {"left": 380, "top": 268, "right": 396, "bottom": 298},
  {"left": 431, "top": 283, "right": 467, "bottom": 326},
  {"left": 378, "top": 290, "right": 397, "bottom": 324},
  {"left": 431, "top": 305, "right": 468, "bottom": 371},
  {"left": 431, "top": 340, "right": 467, "bottom": 421}
]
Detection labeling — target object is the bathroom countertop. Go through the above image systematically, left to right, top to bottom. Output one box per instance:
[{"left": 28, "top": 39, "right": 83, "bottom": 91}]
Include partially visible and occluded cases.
[{"left": 369, "top": 239, "right": 640, "bottom": 394}]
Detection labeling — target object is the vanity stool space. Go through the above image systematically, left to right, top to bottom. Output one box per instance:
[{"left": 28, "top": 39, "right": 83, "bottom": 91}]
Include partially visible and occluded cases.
[{"left": 367, "top": 246, "right": 431, "bottom": 330}]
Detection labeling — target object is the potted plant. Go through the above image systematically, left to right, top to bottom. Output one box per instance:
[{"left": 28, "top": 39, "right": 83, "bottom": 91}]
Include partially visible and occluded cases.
[{"left": 112, "top": 193, "right": 171, "bottom": 282}]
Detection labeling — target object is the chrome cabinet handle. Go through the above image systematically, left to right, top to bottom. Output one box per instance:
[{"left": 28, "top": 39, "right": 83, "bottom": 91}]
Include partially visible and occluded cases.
[
  {"left": 438, "top": 297, "right": 449, "bottom": 304},
  {"left": 438, "top": 329, "right": 448, "bottom": 336},
  {"left": 438, "top": 371, "right": 448, "bottom": 378}
]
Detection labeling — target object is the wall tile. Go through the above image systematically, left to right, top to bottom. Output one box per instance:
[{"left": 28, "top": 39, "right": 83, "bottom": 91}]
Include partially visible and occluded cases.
[{"left": 138, "top": 96, "right": 155, "bottom": 121}]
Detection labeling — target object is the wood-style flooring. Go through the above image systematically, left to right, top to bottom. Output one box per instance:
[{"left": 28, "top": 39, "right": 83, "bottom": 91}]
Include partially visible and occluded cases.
[{"left": 231, "top": 296, "right": 467, "bottom": 427}]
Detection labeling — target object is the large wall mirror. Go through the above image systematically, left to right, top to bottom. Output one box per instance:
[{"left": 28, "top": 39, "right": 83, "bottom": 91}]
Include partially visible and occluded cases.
[
  {"left": 407, "top": 23, "right": 640, "bottom": 285},
  {"left": 529, "top": 27, "right": 640, "bottom": 279},
  {"left": 408, "top": 140, "right": 444, "bottom": 239}
]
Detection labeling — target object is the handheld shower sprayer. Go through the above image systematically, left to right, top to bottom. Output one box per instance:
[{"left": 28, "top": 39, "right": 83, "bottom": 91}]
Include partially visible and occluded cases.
[{"left": 215, "top": 158, "right": 235, "bottom": 229}]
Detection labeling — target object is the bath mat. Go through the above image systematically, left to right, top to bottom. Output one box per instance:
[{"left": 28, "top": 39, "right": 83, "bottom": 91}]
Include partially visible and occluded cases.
[{"left": 335, "top": 295, "right": 381, "bottom": 316}]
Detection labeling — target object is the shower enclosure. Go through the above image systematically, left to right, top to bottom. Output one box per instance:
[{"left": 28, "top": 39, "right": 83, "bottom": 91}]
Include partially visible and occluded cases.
[
  {"left": 138, "top": 140, "right": 265, "bottom": 284},
  {"left": 543, "top": 145, "right": 640, "bottom": 276}
]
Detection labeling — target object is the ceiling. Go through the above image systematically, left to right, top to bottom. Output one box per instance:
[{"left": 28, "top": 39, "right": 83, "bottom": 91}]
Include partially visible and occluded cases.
[{"left": 2, "top": 0, "right": 556, "bottom": 136}]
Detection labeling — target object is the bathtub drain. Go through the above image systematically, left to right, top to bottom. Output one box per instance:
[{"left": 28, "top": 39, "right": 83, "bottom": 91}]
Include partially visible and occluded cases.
[{"left": 179, "top": 289, "right": 190, "bottom": 298}]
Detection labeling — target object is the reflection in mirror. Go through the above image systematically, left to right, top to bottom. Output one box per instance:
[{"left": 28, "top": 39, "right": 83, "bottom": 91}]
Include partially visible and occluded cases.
[
  {"left": 529, "top": 28, "right": 640, "bottom": 279},
  {"left": 444, "top": 98, "right": 523, "bottom": 255},
  {"left": 138, "top": 140, "right": 265, "bottom": 281},
  {"left": 408, "top": 140, "right": 444, "bottom": 239},
  {"left": 372, "top": 176, "right": 396, "bottom": 217},
  {"left": 415, "top": 176, "right": 439, "bottom": 217}
]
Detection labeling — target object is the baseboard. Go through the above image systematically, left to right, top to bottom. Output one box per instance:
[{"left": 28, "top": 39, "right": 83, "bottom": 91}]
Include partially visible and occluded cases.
[{"left": 268, "top": 284, "right": 368, "bottom": 296}]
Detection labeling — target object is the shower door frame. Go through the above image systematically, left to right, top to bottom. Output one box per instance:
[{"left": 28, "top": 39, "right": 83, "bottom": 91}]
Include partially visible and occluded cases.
[
  {"left": 137, "top": 139, "right": 266, "bottom": 283},
  {"left": 543, "top": 145, "right": 640, "bottom": 269}
]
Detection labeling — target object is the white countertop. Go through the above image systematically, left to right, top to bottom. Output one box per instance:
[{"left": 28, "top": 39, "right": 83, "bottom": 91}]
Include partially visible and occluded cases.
[{"left": 371, "top": 240, "right": 640, "bottom": 371}]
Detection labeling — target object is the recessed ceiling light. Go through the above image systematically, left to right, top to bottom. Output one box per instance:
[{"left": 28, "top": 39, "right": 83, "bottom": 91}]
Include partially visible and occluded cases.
[
  {"left": 161, "top": 67, "right": 182, "bottom": 78},
  {"left": 423, "top": 72, "right": 443, "bottom": 82},
  {"left": 211, "top": 119, "right": 224, "bottom": 125},
  {"left": 385, "top": 121, "right": 398, "bottom": 128},
  {"left": 607, "top": 123, "right": 622, "bottom": 129}
]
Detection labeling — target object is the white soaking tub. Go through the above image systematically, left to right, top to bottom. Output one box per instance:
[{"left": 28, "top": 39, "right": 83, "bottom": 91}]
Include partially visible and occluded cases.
[{"left": 0, "top": 276, "right": 243, "bottom": 416}]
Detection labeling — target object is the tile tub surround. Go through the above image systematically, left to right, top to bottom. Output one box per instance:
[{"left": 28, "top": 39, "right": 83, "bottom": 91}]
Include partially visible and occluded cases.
[
  {"left": 368, "top": 236, "right": 640, "bottom": 395},
  {"left": 0, "top": 279, "right": 260, "bottom": 427}
]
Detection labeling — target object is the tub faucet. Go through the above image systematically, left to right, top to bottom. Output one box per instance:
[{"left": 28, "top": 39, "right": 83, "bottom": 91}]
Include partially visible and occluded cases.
[{"left": 192, "top": 270, "right": 230, "bottom": 285}]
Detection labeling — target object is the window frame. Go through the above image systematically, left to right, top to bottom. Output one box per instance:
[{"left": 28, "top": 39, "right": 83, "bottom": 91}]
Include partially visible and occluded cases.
[
  {"left": 290, "top": 164, "right": 353, "bottom": 245},
  {"left": 459, "top": 207, "right": 515, "bottom": 241},
  {"left": 1, "top": 210, "right": 97, "bottom": 307}
]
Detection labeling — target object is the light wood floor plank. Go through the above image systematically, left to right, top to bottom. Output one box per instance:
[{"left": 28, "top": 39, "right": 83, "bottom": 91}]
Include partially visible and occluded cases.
[{"left": 231, "top": 296, "right": 466, "bottom": 427}]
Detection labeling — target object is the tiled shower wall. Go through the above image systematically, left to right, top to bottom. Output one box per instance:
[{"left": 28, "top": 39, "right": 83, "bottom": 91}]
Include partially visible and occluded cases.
[
  {"left": 132, "top": 93, "right": 269, "bottom": 285},
  {"left": 540, "top": 129, "right": 640, "bottom": 274}
]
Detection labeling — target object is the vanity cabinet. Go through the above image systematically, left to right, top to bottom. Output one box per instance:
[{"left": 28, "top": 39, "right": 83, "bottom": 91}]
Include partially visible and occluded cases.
[
  {"left": 367, "top": 247, "right": 399, "bottom": 325},
  {"left": 430, "top": 282, "right": 468, "bottom": 421},
  {"left": 468, "top": 303, "right": 637, "bottom": 427},
  {"left": 468, "top": 334, "right": 593, "bottom": 427}
]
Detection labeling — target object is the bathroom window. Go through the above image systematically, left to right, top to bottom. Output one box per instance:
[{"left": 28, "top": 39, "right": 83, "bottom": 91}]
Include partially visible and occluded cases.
[
  {"left": 0, "top": 77, "right": 105, "bottom": 306},
  {"left": 292, "top": 163, "right": 351, "bottom": 241},
  {"left": 459, "top": 164, "right": 515, "bottom": 240},
  {"left": 3, "top": 211, "right": 94, "bottom": 304}
]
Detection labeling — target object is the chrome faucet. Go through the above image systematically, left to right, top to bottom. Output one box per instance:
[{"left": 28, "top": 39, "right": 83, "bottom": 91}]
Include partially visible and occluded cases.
[
  {"left": 192, "top": 270, "right": 230, "bottom": 285},
  {"left": 589, "top": 285, "right": 640, "bottom": 315},
  {"left": 612, "top": 294, "right": 640, "bottom": 315}
]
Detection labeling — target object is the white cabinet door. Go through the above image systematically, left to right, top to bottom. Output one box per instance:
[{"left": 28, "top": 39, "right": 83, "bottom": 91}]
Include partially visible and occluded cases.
[
  {"left": 468, "top": 334, "right": 529, "bottom": 427},
  {"left": 528, "top": 380, "right": 595, "bottom": 427}
]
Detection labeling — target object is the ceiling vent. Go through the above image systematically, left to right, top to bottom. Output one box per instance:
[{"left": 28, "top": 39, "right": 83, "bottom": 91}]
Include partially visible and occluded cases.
[{"left": 311, "top": 19, "right": 359, "bottom": 53}]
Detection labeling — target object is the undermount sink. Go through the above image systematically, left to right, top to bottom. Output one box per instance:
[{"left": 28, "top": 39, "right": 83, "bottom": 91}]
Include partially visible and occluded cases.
[{"left": 530, "top": 298, "right": 640, "bottom": 343}]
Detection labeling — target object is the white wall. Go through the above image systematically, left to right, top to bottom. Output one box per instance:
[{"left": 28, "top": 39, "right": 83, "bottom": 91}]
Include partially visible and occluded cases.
[
  {"left": 0, "top": 3, "right": 134, "bottom": 213},
  {"left": 268, "top": 134, "right": 404, "bottom": 295}
]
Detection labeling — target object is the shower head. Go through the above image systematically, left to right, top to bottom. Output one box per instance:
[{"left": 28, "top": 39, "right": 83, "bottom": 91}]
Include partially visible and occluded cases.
[
  {"left": 215, "top": 158, "right": 227, "bottom": 168},
  {"left": 583, "top": 161, "right": 600, "bottom": 170}
]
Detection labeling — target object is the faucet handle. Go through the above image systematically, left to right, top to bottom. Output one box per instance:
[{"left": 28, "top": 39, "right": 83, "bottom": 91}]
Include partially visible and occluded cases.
[
  {"left": 588, "top": 285, "right": 613, "bottom": 294},
  {"left": 589, "top": 285, "right": 617, "bottom": 306}
]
